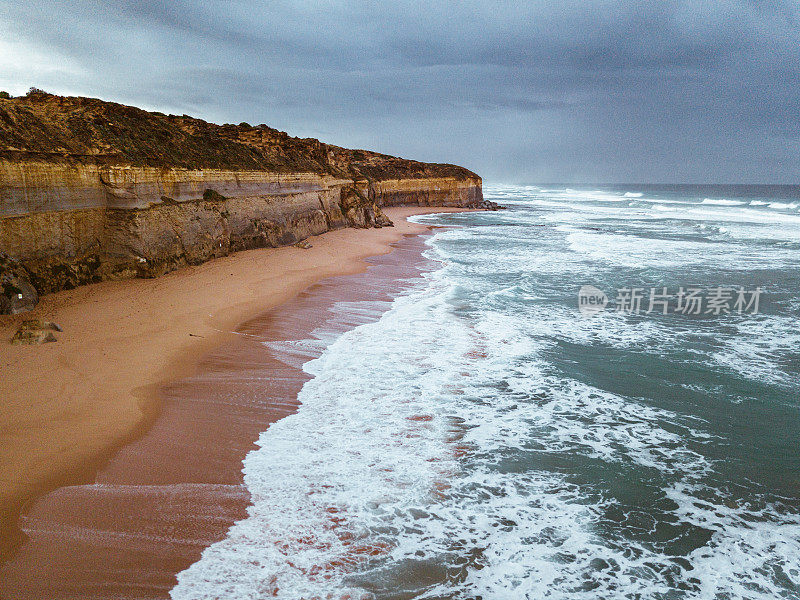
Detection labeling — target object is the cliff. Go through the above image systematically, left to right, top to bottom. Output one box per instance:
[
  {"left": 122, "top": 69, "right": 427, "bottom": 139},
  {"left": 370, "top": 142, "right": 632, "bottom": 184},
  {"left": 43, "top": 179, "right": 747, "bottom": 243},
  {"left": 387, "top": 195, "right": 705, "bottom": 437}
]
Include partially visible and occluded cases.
[{"left": 0, "top": 91, "right": 483, "bottom": 310}]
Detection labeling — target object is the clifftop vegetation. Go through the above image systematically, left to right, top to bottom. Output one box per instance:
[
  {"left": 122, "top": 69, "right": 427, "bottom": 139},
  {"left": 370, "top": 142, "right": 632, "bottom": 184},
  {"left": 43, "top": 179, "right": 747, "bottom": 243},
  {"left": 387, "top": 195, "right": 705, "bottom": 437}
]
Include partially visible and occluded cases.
[{"left": 0, "top": 91, "right": 479, "bottom": 182}]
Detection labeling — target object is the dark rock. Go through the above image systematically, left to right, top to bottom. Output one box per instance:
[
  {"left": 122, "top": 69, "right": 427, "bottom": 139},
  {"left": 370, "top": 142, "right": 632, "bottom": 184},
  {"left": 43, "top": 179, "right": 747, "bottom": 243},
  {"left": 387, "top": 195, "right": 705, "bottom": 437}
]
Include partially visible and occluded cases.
[
  {"left": 202, "top": 189, "right": 227, "bottom": 202},
  {"left": 478, "top": 199, "right": 506, "bottom": 211},
  {"left": 374, "top": 209, "right": 394, "bottom": 227},
  {"left": 293, "top": 240, "right": 313, "bottom": 249},
  {"left": 0, "top": 252, "right": 38, "bottom": 314},
  {"left": 19, "top": 319, "right": 61, "bottom": 331},
  {"left": 10, "top": 320, "right": 60, "bottom": 345},
  {"left": 10, "top": 329, "right": 57, "bottom": 345}
]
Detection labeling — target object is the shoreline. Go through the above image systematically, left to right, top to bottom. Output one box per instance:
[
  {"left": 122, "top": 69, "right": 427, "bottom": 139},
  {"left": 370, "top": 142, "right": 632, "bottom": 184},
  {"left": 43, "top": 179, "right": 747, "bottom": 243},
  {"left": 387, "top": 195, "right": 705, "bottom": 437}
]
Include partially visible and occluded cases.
[{"left": 0, "top": 206, "right": 472, "bottom": 568}]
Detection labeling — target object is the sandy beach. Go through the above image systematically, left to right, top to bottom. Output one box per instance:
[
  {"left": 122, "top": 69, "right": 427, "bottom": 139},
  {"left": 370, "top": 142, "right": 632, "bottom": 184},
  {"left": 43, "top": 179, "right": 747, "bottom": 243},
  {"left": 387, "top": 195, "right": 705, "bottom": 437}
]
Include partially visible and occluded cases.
[{"left": 0, "top": 206, "right": 469, "bottom": 572}]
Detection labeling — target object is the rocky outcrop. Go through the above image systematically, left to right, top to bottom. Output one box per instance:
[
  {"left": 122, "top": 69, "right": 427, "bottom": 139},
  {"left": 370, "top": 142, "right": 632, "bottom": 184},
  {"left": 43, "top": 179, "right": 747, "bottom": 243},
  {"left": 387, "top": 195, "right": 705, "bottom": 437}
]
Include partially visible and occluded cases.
[
  {"left": 0, "top": 92, "right": 482, "bottom": 309},
  {"left": 477, "top": 199, "right": 506, "bottom": 211},
  {"left": 0, "top": 252, "right": 37, "bottom": 313},
  {"left": 9, "top": 319, "right": 61, "bottom": 345}
]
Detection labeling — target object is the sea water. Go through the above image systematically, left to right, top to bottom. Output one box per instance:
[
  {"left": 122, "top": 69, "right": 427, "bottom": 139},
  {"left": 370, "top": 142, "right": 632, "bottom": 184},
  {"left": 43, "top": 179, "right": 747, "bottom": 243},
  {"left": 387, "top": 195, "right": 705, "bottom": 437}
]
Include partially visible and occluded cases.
[{"left": 172, "top": 184, "right": 800, "bottom": 599}]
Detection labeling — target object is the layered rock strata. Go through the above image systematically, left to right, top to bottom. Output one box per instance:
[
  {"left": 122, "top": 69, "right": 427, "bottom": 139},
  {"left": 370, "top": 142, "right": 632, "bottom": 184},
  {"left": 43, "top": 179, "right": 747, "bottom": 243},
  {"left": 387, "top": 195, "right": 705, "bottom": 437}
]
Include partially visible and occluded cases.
[{"left": 0, "top": 92, "right": 482, "bottom": 308}]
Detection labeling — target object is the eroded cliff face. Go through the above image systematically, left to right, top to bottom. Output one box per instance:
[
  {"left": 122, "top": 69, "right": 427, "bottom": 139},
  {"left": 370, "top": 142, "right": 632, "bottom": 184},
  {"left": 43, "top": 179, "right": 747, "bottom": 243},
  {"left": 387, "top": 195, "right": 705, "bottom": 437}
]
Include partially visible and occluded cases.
[
  {"left": 0, "top": 92, "right": 482, "bottom": 308},
  {"left": 0, "top": 164, "right": 354, "bottom": 293}
]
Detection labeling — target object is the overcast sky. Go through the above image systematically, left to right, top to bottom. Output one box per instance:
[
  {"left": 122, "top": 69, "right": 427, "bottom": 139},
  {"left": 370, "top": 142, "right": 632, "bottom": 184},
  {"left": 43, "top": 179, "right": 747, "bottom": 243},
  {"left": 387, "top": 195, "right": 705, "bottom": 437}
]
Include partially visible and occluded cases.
[{"left": 1, "top": 0, "right": 799, "bottom": 183}]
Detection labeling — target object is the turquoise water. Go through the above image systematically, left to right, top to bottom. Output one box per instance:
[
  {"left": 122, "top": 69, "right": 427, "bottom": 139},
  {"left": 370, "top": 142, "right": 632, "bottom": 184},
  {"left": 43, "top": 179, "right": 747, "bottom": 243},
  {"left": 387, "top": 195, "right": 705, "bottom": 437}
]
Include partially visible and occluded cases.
[{"left": 173, "top": 184, "right": 800, "bottom": 599}]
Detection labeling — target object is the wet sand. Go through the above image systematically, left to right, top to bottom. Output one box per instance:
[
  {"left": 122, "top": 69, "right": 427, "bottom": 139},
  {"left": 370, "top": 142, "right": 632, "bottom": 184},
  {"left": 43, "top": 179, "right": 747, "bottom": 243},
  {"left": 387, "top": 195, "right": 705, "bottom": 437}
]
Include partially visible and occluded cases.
[{"left": 0, "top": 208, "right": 455, "bottom": 598}]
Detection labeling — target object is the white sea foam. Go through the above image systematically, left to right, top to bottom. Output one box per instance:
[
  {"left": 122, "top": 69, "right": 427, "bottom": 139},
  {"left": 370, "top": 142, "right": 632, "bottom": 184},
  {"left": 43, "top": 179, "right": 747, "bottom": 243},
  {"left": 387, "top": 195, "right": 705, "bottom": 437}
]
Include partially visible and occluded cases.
[
  {"left": 563, "top": 189, "right": 627, "bottom": 202},
  {"left": 172, "top": 190, "right": 800, "bottom": 599},
  {"left": 501, "top": 194, "right": 800, "bottom": 229},
  {"left": 636, "top": 198, "right": 689, "bottom": 205},
  {"left": 701, "top": 198, "right": 746, "bottom": 206},
  {"left": 768, "top": 201, "right": 799, "bottom": 210},
  {"left": 565, "top": 229, "right": 728, "bottom": 268},
  {"left": 172, "top": 260, "right": 706, "bottom": 598},
  {"left": 173, "top": 273, "right": 472, "bottom": 599},
  {"left": 263, "top": 299, "right": 393, "bottom": 369},
  {"left": 518, "top": 302, "right": 665, "bottom": 349},
  {"left": 711, "top": 315, "right": 800, "bottom": 387},
  {"left": 666, "top": 482, "right": 800, "bottom": 599}
]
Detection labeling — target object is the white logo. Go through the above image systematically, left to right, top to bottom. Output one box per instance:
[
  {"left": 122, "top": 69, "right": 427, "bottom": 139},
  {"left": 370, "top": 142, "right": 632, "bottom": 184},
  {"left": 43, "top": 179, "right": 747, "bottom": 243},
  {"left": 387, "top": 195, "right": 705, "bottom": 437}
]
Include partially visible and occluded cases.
[{"left": 578, "top": 285, "right": 608, "bottom": 317}]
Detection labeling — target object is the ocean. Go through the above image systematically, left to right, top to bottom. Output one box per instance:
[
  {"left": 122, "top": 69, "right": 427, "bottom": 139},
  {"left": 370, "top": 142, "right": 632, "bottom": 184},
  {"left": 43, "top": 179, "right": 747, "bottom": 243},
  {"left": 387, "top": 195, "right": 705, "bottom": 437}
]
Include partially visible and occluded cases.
[{"left": 172, "top": 184, "right": 800, "bottom": 599}]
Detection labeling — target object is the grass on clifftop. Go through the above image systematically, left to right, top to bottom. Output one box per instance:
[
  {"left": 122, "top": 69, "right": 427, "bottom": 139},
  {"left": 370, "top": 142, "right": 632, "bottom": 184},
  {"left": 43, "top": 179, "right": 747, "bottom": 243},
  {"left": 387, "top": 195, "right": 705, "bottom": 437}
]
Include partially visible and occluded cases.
[{"left": 0, "top": 91, "right": 480, "bottom": 182}]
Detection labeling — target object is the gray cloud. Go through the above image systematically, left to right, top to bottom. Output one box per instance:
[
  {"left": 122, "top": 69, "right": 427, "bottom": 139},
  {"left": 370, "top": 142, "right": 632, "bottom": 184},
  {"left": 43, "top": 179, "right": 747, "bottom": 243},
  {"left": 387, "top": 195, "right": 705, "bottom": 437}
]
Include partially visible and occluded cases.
[{"left": 1, "top": 0, "right": 799, "bottom": 182}]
